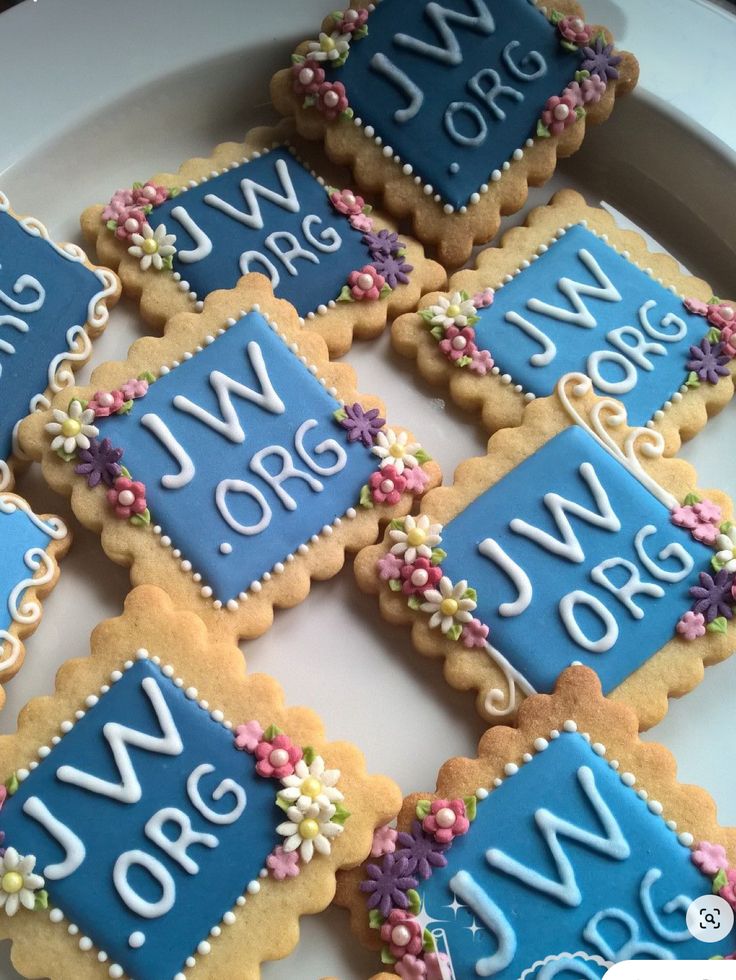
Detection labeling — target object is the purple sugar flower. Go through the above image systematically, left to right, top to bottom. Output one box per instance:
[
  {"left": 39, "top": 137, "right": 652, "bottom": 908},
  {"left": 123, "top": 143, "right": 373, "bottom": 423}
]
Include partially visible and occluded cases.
[
  {"left": 581, "top": 38, "right": 621, "bottom": 80},
  {"left": 362, "top": 228, "right": 405, "bottom": 259},
  {"left": 373, "top": 252, "right": 413, "bottom": 289},
  {"left": 687, "top": 338, "right": 731, "bottom": 384},
  {"left": 339, "top": 402, "right": 385, "bottom": 447},
  {"left": 74, "top": 438, "right": 123, "bottom": 488},
  {"left": 690, "top": 569, "right": 735, "bottom": 622},
  {"left": 396, "top": 820, "right": 450, "bottom": 880},
  {"left": 360, "top": 852, "right": 418, "bottom": 918}
]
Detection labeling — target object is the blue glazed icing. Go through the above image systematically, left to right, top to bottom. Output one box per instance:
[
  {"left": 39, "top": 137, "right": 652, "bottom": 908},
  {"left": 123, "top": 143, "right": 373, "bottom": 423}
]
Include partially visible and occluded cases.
[
  {"left": 330, "top": 0, "right": 579, "bottom": 208},
  {"left": 150, "top": 147, "right": 370, "bottom": 316},
  {"left": 0, "top": 209, "right": 104, "bottom": 462},
  {"left": 473, "top": 225, "right": 707, "bottom": 426},
  {"left": 100, "top": 311, "right": 376, "bottom": 603},
  {"left": 439, "top": 427, "right": 711, "bottom": 694},
  {"left": 0, "top": 506, "right": 53, "bottom": 635},
  {"left": 0, "top": 659, "right": 278, "bottom": 980},
  {"left": 417, "top": 733, "right": 731, "bottom": 978}
]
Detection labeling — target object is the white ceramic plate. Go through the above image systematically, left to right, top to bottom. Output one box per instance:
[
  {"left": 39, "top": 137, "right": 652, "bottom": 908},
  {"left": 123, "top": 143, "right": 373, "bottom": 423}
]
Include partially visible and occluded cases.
[{"left": 0, "top": 1, "right": 735, "bottom": 977}]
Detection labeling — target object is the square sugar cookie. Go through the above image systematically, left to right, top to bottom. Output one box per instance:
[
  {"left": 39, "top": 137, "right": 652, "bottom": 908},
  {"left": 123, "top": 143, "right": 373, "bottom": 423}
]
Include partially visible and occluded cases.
[
  {"left": 271, "top": 1, "right": 638, "bottom": 267},
  {"left": 81, "top": 120, "right": 445, "bottom": 356},
  {"left": 392, "top": 190, "right": 736, "bottom": 453},
  {"left": 0, "top": 193, "right": 120, "bottom": 491},
  {"left": 19, "top": 274, "right": 440, "bottom": 644},
  {"left": 355, "top": 372, "right": 736, "bottom": 730},
  {"left": 0, "top": 586, "right": 400, "bottom": 980},
  {"left": 338, "top": 666, "right": 736, "bottom": 978}
]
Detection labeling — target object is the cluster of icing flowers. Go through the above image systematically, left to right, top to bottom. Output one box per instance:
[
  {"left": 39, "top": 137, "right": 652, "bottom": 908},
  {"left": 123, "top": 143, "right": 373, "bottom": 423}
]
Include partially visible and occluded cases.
[
  {"left": 290, "top": 8, "right": 370, "bottom": 120},
  {"left": 103, "top": 182, "right": 180, "bottom": 271},
  {"left": 419, "top": 289, "right": 496, "bottom": 375},
  {"left": 683, "top": 297, "right": 736, "bottom": 387},
  {"left": 45, "top": 378, "right": 153, "bottom": 527},
  {"left": 334, "top": 405, "right": 432, "bottom": 507},
  {"left": 671, "top": 494, "right": 736, "bottom": 640},
  {"left": 376, "top": 516, "right": 488, "bottom": 646},
  {"left": 234, "top": 721, "right": 349, "bottom": 878},
  {"left": 0, "top": 780, "right": 48, "bottom": 918},
  {"left": 361, "top": 795, "right": 477, "bottom": 974},
  {"left": 692, "top": 841, "right": 736, "bottom": 948}
]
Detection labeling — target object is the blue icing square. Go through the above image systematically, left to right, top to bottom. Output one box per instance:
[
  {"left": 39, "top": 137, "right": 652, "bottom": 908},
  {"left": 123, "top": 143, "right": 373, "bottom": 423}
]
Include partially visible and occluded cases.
[
  {"left": 330, "top": 0, "right": 579, "bottom": 209},
  {"left": 150, "top": 146, "right": 371, "bottom": 316},
  {"left": 0, "top": 207, "right": 106, "bottom": 462},
  {"left": 473, "top": 224, "right": 707, "bottom": 426},
  {"left": 100, "top": 311, "right": 377, "bottom": 603},
  {"left": 439, "top": 427, "right": 712, "bottom": 694},
  {"left": 0, "top": 505, "right": 53, "bottom": 635},
  {"left": 0, "top": 659, "right": 278, "bottom": 980},
  {"left": 418, "top": 733, "right": 731, "bottom": 978}
]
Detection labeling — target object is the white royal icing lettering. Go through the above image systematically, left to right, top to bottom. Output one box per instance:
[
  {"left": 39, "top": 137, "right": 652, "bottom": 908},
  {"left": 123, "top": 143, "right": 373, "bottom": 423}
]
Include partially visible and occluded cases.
[
  {"left": 393, "top": 1, "right": 495, "bottom": 66},
  {"left": 502, "top": 40, "right": 547, "bottom": 81},
  {"left": 369, "top": 53, "right": 425, "bottom": 124},
  {"left": 467, "top": 68, "right": 523, "bottom": 122},
  {"left": 445, "top": 101, "right": 488, "bottom": 146},
  {"left": 204, "top": 156, "right": 300, "bottom": 231},
  {"left": 168, "top": 206, "right": 213, "bottom": 264},
  {"left": 301, "top": 214, "right": 342, "bottom": 254},
  {"left": 263, "top": 230, "right": 320, "bottom": 277},
  {"left": 526, "top": 249, "right": 622, "bottom": 329},
  {"left": 239, "top": 250, "right": 281, "bottom": 287},
  {"left": 0, "top": 269, "right": 45, "bottom": 314},
  {"left": 639, "top": 300, "right": 688, "bottom": 343},
  {"left": 504, "top": 310, "right": 556, "bottom": 366},
  {"left": 605, "top": 325, "right": 666, "bottom": 372},
  {"left": 172, "top": 340, "right": 285, "bottom": 444},
  {"left": 587, "top": 348, "right": 638, "bottom": 395},
  {"left": 141, "top": 413, "right": 196, "bottom": 490},
  {"left": 294, "top": 418, "right": 348, "bottom": 477},
  {"left": 249, "top": 445, "right": 323, "bottom": 510},
  {"left": 509, "top": 462, "right": 621, "bottom": 563},
  {"left": 215, "top": 478, "right": 272, "bottom": 536},
  {"left": 634, "top": 525, "right": 694, "bottom": 584},
  {"left": 477, "top": 537, "right": 533, "bottom": 617},
  {"left": 590, "top": 557, "right": 664, "bottom": 619},
  {"left": 559, "top": 590, "right": 619, "bottom": 652},
  {"left": 56, "top": 676, "right": 184, "bottom": 803},
  {"left": 187, "top": 762, "right": 247, "bottom": 825},
  {"left": 486, "top": 765, "right": 630, "bottom": 906},
  {"left": 22, "top": 796, "right": 86, "bottom": 880},
  {"left": 144, "top": 807, "right": 218, "bottom": 874},
  {"left": 113, "top": 849, "right": 176, "bottom": 919},
  {"left": 639, "top": 867, "right": 692, "bottom": 943},
  {"left": 449, "top": 869, "right": 516, "bottom": 978},
  {"left": 583, "top": 907, "right": 675, "bottom": 960}
]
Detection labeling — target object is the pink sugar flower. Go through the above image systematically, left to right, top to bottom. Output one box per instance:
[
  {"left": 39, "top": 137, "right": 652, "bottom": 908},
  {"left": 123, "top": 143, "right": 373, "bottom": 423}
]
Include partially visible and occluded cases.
[
  {"left": 336, "top": 7, "right": 369, "bottom": 33},
  {"left": 558, "top": 14, "right": 594, "bottom": 45},
  {"left": 292, "top": 58, "right": 325, "bottom": 96},
  {"left": 581, "top": 75, "right": 607, "bottom": 104},
  {"left": 316, "top": 80, "right": 349, "bottom": 120},
  {"left": 562, "top": 82, "right": 585, "bottom": 108},
  {"left": 541, "top": 94, "right": 579, "bottom": 136},
  {"left": 132, "top": 182, "right": 169, "bottom": 208},
  {"left": 330, "top": 187, "right": 366, "bottom": 217},
  {"left": 102, "top": 188, "right": 135, "bottom": 222},
  {"left": 113, "top": 206, "right": 149, "bottom": 242},
  {"left": 349, "top": 211, "right": 373, "bottom": 233},
  {"left": 348, "top": 265, "right": 385, "bottom": 301},
  {"left": 472, "top": 288, "right": 494, "bottom": 309},
  {"left": 685, "top": 297, "right": 710, "bottom": 317},
  {"left": 707, "top": 302, "right": 736, "bottom": 332},
  {"left": 722, "top": 324, "right": 736, "bottom": 358},
  {"left": 439, "top": 325, "right": 477, "bottom": 362},
  {"left": 469, "top": 348, "right": 494, "bottom": 375},
  {"left": 120, "top": 377, "right": 150, "bottom": 400},
  {"left": 87, "top": 389, "right": 125, "bottom": 418},
  {"left": 370, "top": 464, "right": 407, "bottom": 505},
  {"left": 403, "top": 465, "right": 430, "bottom": 494},
  {"left": 107, "top": 476, "right": 147, "bottom": 520},
  {"left": 694, "top": 499, "right": 722, "bottom": 524},
  {"left": 671, "top": 504, "right": 699, "bottom": 530},
  {"left": 692, "top": 522, "right": 720, "bottom": 546},
  {"left": 377, "top": 552, "right": 405, "bottom": 581},
  {"left": 400, "top": 557, "right": 442, "bottom": 597},
  {"left": 676, "top": 611, "right": 706, "bottom": 641},
  {"left": 461, "top": 618, "right": 489, "bottom": 649},
  {"left": 234, "top": 720, "right": 264, "bottom": 753},
  {"left": 255, "top": 734, "right": 302, "bottom": 778},
  {"left": 422, "top": 799, "right": 470, "bottom": 844},
  {"left": 371, "top": 825, "right": 398, "bottom": 858},
  {"left": 692, "top": 841, "right": 730, "bottom": 876},
  {"left": 267, "top": 846, "right": 301, "bottom": 880},
  {"left": 380, "top": 909, "right": 423, "bottom": 960},
  {"left": 396, "top": 955, "right": 427, "bottom": 979}
]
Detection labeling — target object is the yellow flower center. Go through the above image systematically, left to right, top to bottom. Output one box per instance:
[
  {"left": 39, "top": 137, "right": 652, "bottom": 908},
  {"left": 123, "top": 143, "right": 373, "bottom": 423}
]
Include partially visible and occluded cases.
[
  {"left": 321, "top": 35, "right": 336, "bottom": 51},
  {"left": 141, "top": 238, "right": 159, "bottom": 255},
  {"left": 446, "top": 304, "right": 461, "bottom": 317},
  {"left": 61, "top": 419, "right": 81, "bottom": 438},
  {"left": 389, "top": 443, "right": 406, "bottom": 459},
  {"left": 406, "top": 527, "right": 426, "bottom": 547},
  {"left": 440, "top": 598, "right": 459, "bottom": 617},
  {"left": 301, "top": 776, "right": 323, "bottom": 799},
  {"left": 299, "top": 818, "right": 320, "bottom": 840},
  {"left": 1, "top": 871, "right": 24, "bottom": 895}
]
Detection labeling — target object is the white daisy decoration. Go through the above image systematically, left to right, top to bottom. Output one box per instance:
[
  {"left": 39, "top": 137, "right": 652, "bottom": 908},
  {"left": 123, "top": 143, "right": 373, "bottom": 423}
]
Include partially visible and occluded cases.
[
  {"left": 307, "top": 31, "right": 351, "bottom": 62},
  {"left": 128, "top": 222, "right": 177, "bottom": 271},
  {"left": 427, "top": 292, "right": 477, "bottom": 329},
  {"left": 45, "top": 399, "right": 99, "bottom": 456},
  {"left": 372, "top": 428, "right": 420, "bottom": 474},
  {"left": 389, "top": 514, "right": 443, "bottom": 563},
  {"left": 715, "top": 526, "right": 736, "bottom": 573},
  {"left": 421, "top": 577, "right": 477, "bottom": 635},
  {"left": 278, "top": 755, "right": 343, "bottom": 813},
  {"left": 276, "top": 801, "right": 344, "bottom": 863},
  {"left": 0, "top": 848, "right": 44, "bottom": 917}
]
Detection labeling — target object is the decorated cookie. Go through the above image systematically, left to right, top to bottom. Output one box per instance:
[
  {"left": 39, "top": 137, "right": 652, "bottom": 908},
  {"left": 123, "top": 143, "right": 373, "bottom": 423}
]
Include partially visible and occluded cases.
[
  {"left": 270, "top": 1, "right": 638, "bottom": 268},
  {"left": 81, "top": 119, "right": 445, "bottom": 356},
  {"left": 392, "top": 189, "right": 736, "bottom": 453},
  {"left": 0, "top": 193, "right": 120, "bottom": 492},
  {"left": 19, "top": 273, "right": 440, "bottom": 643},
  {"left": 355, "top": 372, "right": 736, "bottom": 730},
  {"left": 0, "top": 493, "right": 70, "bottom": 686},
  {"left": 0, "top": 585, "right": 400, "bottom": 980},
  {"left": 337, "top": 666, "right": 736, "bottom": 977}
]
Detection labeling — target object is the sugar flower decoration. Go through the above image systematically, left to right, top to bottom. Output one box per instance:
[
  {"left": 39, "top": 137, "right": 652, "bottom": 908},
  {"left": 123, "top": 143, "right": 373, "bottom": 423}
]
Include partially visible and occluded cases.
[
  {"left": 307, "top": 31, "right": 351, "bottom": 62},
  {"left": 580, "top": 37, "right": 622, "bottom": 80},
  {"left": 128, "top": 222, "right": 177, "bottom": 271},
  {"left": 426, "top": 292, "right": 477, "bottom": 329},
  {"left": 46, "top": 400, "right": 99, "bottom": 457},
  {"left": 339, "top": 403, "right": 385, "bottom": 447},
  {"left": 372, "top": 428, "right": 420, "bottom": 474},
  {"left": 74, "top": 438, "right": 123, "bottom": 488},
  {"left": 107, "top": 476, "right": 147, "bottom": 521},
  {"left": 390, "top": 515, "right": 442, "bottom": 563},
  {"left": 715, "top": 526, "right": 736, "bottom": 573},
  {"left": 420, "top": 577, "right": 477, "bottom": 635},
  {"left": 234, "top": 720, "right": 264, "bottom": 753},
  {"left": 255, "top": 733, "right": 302, "bottom": 779},
  {"left": 278, "top": 755, "right": 343, "bottom": 812},
  {"left": 276, "top": 801, "right": 343, "bottom": 863},
  {"left": 266, "top": 846, "right": 301, "bottom": 880},
  {"left": 0, "top": 848, "right": 44, "bottom": 916}
]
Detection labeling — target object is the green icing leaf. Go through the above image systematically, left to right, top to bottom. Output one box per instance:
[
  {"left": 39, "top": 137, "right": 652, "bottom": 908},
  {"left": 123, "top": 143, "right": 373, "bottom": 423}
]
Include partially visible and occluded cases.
[
  {"left": 331, "top": 9, "right": 343, "bottom": 20},
  {"left": 549, "top": 9, "right": 564, "bottom": 23},
  {"left": 354, "top": 25, "right": 369, "bottom": 39},
  {"left": 594, "top": 29, "right": 607, "bottom": 43},
  {"left": 561, "top": 39, "right": 579, "bottom": 52},
  {"left": 291, "top": 53, "right": 306, "bottom": 65},
  {"left": 575, "top": 69, "right": 591, "bottom": 82},
  {"left": 303, "top": 95, "right": 316, "bottom": 108},
  {"left": 575, "top": 106, "right": 586, "bottom": 120},
  {"left": 341, "top": 107, "right": 355, "bottom": 120},
  {"left": 536, "top": 120, "right": 551, "bottom": 139},
  {"left": 132, "top": 182, "right": 143, "bottom": 190},
  {"left": 169, "top": 187, "right": 181, "bottom": 199},
  {"left": 363, "top": 204, "right": 373, "bottom": 215},
  {"left": 105, "top": 219, "right": 118, "bottom": 232},
  {"left": 161, "top": 255, "right": 174, "bottom": 272},
  {"left": 337, "top": 284, "right": 354, "bottom": 303},
  {"left": 379, "top": 284, "right": 393, "bottom": 300},
  {"left": 710, "top": 295, "right": 722, "bottom": 306},
  {"left": 419, "top": 308, "right": 435, "bottom": 323},
  {"left": 430, "top": 324, "right": 445, "bottom": 341},
  {"left": 707, "top": 327, "right": 722, "bottom": 344},
  {"left": 456, "top": 356, "right": 472, "bottom": 368},
  {"left": 139, "top": 371, "right": 156, "bottom": 384},
  {"left": 685, "top": 371, "right": 701, "bottom": 389},
  {"left": 117, "top": 400, "right": 134, "bottom": 415},
  {"left": 333, "top": 407, "right": 348, "bottom": 422},
  {"left": 56, "top": 448, "right": 77, "bottom": 464},
  {"left": 414, "top": 448, "right": 431, "bottom": 464},
  {"left": 359, "top": 483, "right": 373, "bottom": 509},
  {"left": 683, "top": 493, "right": 702, "bottom": 506},
  {"left": 129, "top": 508, "right": 151, "bottom": 528},
  {"left": 389, "top": 518, "right": 405, "bottom": 531},
  {"left": 719, "top": 521, "right": 733, "bottom": 534},
  {"left": 430, "top": 547, "right": 447, "bottom": 566},
  {"left": 711, "top": 555, "right": 726, "bottom": 573},
  {"left": 388, "top": 578, "right": 402, "bottom": 592},
  {"left": 462, "top": 587, "right": 478, "bottom": 602},
  {"left": 407, "top": 595, "right": 422, "bottom": 611},
  {"left": 707, "top": 617, "right": 728, "bottom": 635},
  {"left": 446, "top": 623, "right": 463, "bottom": 642},
  {"left": 263, "top": 724, "right": 283, "bottom": 741},
  {"left": 303, "top": 746, "right": 317, "bottom": 765},
  {"left": 5, "top": 773, "right": 19, "bottom": 796},
  {"left": 275, "top": 795, "right": 291, "bottom": 813},
  {"left": 464, "top": 795, "right": 478, "bottom": 821},
  {"left": 415, "top": 800, "right": 431, "bottom": 820},
  {"left": 332, "top": 802, "right": 351, "bottom": 826},
  {"left": 713, "top": 868, "right": 728, "bottom": 893},
  {"left": 407, "top": 888, "right": 421, "bottom": 915},
  {"left": 34, "top": 890, "right": 49, "bottom": 912},
  {"left": 368, "top": 909, "right": 384, "bottom": 930},
  {"left": 423, "top": 929, "right": 438, "bottom": 953},
  {"left": 381, "top": 947, "right": 397, "bottom": 966}
]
